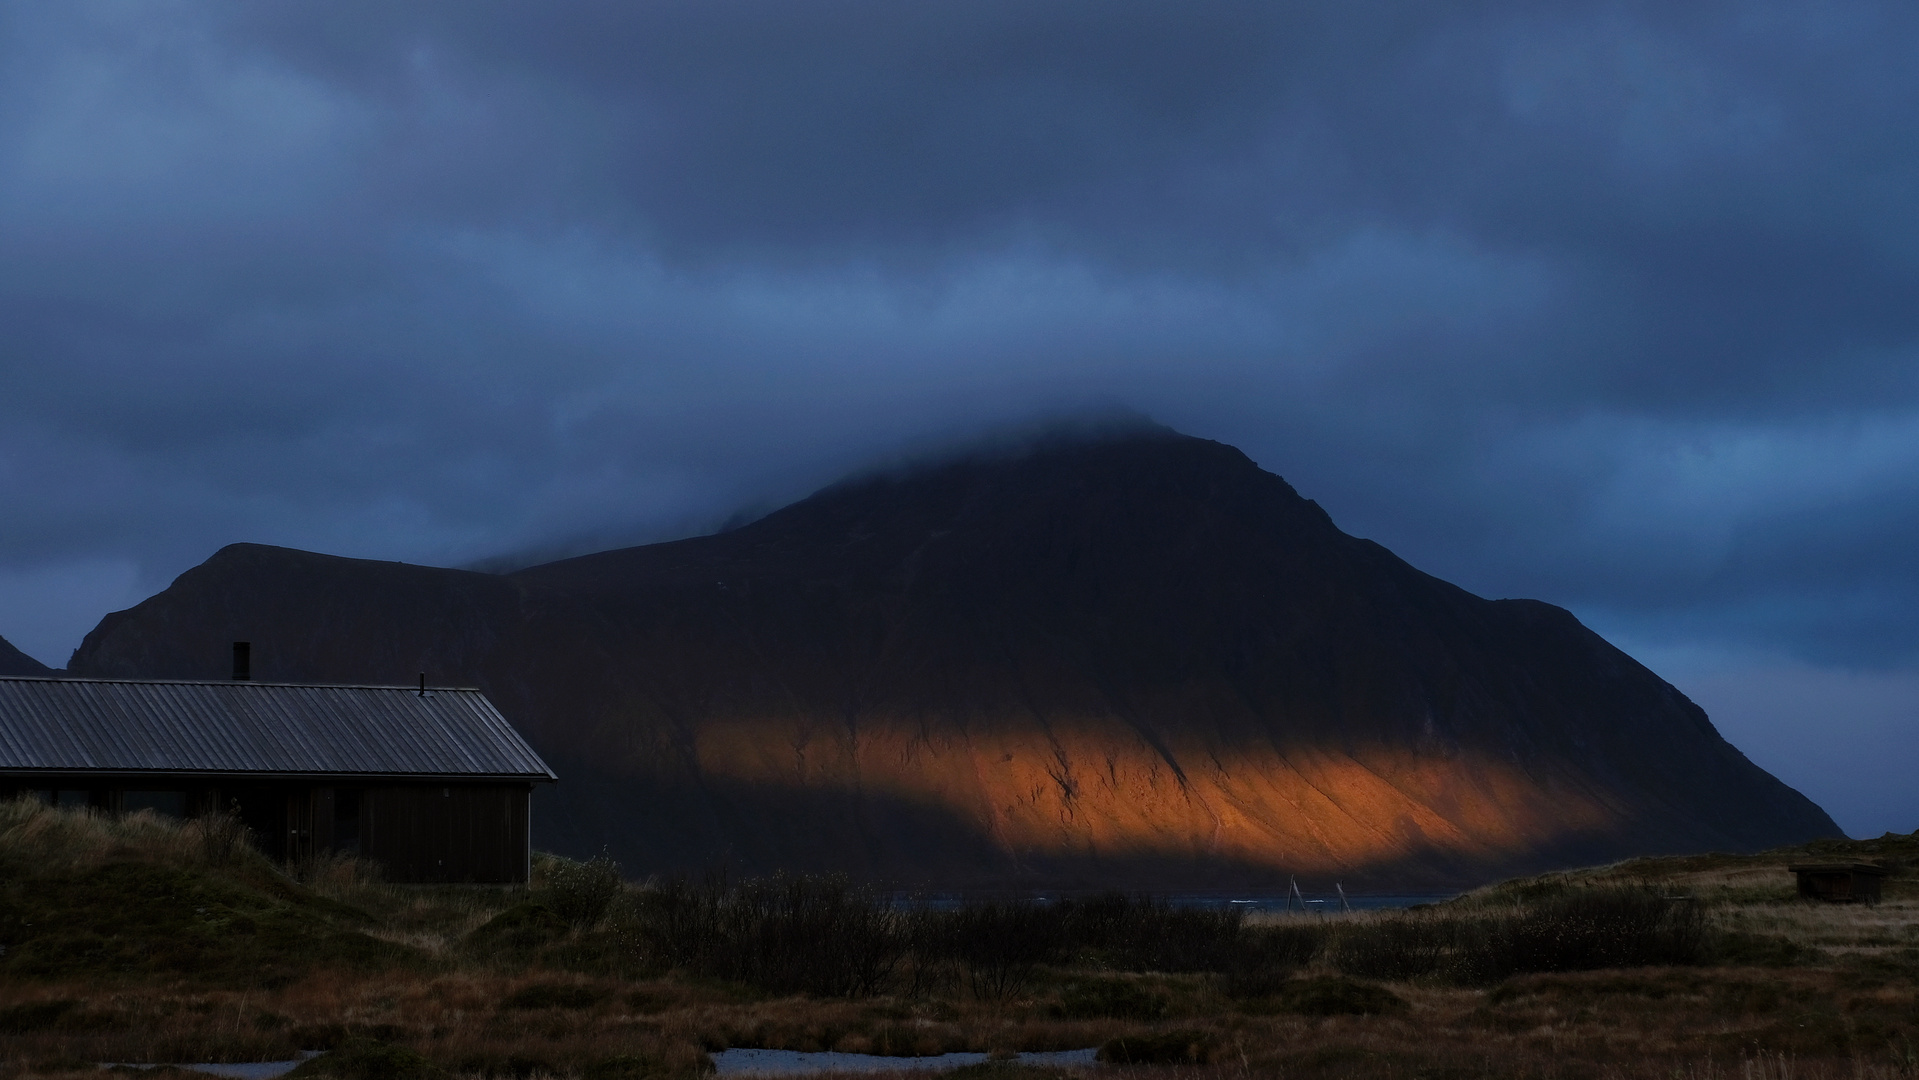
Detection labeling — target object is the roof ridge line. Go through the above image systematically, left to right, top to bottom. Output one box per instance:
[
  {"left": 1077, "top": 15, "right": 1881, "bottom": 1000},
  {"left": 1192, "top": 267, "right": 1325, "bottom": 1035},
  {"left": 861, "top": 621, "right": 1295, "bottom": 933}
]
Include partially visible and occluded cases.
[{"left": 0, "top": 675, "right": 484, "bottom": 691}]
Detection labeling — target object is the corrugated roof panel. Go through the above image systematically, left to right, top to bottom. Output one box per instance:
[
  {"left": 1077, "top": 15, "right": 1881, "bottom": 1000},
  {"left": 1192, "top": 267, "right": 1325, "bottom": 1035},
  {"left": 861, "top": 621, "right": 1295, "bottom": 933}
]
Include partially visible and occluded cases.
[{"left": 0, "top": 677, "right": 555, "bottom": 780}]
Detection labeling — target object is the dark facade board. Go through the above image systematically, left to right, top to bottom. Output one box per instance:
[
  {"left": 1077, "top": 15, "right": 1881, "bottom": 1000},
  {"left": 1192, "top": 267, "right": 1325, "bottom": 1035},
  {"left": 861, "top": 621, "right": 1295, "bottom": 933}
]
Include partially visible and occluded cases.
[{"left": 363, "top": 784, "right": 531, "bottom": 884}]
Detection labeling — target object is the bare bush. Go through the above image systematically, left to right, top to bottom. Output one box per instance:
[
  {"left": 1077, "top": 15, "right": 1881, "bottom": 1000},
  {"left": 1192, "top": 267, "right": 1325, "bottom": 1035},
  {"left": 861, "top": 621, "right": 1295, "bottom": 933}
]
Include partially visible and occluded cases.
[
  {"left": 192, "top": 800, "right": 250, "bottom": 867},
  {"left": 544, "top": 851, "right": 624, "bottom": 930},
  {"left": 623, "top": 872, "right": 905, "bottom": 998},
  {"left": 1328, "top": 884, "right": 1707, "bottom": 985},
  {"left": 1467, "top": 884, "right": 1707, "bottom": 981},
  {"left": 1056, "top": 892, "right": 1244, "bottom": 972},
  {"left": 940, "top": 900, "right": 1061, "bottom": 1002},
  {"left": 1333, "top": 911, "right": 1454, "bottom": 981},
  {"left": 1219, "top": 922, "right": 1328, "bottom": 997}
]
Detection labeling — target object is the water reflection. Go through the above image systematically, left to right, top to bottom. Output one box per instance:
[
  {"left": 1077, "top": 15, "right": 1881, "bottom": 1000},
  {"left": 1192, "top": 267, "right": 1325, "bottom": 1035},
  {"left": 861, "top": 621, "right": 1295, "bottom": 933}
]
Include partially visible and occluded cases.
[{"left": 893, "top": 893, "right": 1454, "bottom": 913}]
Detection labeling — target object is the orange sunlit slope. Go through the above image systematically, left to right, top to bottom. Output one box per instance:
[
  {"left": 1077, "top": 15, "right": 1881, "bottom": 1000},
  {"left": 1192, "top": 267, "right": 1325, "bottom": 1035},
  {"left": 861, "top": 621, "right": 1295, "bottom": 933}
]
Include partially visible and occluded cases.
[{"left": 689, "top": 713, "right": 1621, "bottom": 881}]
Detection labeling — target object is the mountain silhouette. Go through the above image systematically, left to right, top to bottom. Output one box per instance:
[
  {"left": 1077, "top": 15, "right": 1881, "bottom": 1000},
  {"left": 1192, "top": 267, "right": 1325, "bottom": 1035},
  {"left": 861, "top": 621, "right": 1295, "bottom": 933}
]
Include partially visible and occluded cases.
[
  {"left": 69, "top": 426, "right": 1839, "bottom": 889},
  {"left": 0, "top": 634, "right": 49, "bottom": 676}
]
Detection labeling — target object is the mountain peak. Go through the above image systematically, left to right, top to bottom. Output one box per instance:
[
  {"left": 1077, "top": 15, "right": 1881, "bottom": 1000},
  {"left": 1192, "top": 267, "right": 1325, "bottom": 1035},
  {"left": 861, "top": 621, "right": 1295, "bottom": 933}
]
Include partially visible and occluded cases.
[{"left": 67, "top": 426, "right": 1839, "bottom": 889}]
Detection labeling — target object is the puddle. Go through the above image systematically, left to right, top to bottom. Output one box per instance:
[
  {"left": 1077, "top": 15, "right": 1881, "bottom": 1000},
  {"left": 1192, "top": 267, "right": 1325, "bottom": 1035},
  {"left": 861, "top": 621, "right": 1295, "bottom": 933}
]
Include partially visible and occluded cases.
[
  {"left": 108, "top": 1047, "right": 1099, "bottom": 1078},
  {"left": 712, "top": 1048, "right": 1099, "bottom": 1075},
  {"left": 104, "top": 1052, "right": 321, "bottom": 1078}
]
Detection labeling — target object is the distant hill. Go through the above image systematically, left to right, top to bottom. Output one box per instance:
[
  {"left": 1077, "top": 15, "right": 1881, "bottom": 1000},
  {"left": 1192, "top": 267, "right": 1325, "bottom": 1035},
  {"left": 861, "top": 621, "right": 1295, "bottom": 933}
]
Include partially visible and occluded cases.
[
  {"left": 68, "top": 426, "right": 1840, "bottom": 890},
  {"left": 0, "top": 634, "right": 49, "bottom": 676}
]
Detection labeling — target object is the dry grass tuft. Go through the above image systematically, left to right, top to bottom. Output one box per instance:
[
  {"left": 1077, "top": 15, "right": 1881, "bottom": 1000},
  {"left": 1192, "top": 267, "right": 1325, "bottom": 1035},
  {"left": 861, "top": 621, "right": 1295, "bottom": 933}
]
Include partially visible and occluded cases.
[{"left": 0, "top": 800, "right": 215, "bottom": 875}]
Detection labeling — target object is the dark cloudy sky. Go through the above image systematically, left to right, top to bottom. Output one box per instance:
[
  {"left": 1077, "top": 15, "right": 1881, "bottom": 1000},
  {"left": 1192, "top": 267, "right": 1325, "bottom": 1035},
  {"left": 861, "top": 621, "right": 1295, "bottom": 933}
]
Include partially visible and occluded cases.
[{"left": 2, "top": 1, "right": 1915, "bottom": 837}]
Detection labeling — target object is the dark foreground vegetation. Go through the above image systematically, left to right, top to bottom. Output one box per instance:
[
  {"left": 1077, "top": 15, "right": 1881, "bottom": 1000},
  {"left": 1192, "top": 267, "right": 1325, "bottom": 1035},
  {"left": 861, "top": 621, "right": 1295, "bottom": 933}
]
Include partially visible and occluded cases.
[
  {"left": 2, "top": 800, "right": 1916, "bottom": 1080},
  {"left": 598, "top": 868, "right": 1706, "bottom": 1000}
]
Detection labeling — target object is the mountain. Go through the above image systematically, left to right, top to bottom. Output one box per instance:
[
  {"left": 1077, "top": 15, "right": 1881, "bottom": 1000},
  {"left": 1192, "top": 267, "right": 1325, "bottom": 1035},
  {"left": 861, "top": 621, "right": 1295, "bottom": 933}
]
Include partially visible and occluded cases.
[
  {"left": 68, "top": 427, "right": 1839, "bottom": 890},
  {"left": 0, "top": 634, "right": 50, "bottom": 676}
]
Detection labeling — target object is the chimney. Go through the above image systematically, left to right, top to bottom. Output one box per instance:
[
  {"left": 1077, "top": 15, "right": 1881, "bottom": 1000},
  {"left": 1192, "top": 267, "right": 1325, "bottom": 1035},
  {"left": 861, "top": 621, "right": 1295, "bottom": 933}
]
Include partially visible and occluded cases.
[
  {"left": 231, "top": 641, "right": 251, "bottom": 682},
  {"left": 418, "top": 672, "right": 427, "bottom": 697}
]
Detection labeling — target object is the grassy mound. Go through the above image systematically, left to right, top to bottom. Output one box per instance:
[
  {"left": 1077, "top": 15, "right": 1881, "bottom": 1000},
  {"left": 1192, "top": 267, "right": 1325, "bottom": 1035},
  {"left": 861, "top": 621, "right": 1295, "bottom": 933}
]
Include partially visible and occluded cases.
[
  {"left": 0, "top": 800, "right": 421, "bottom": 985},
  {"left": 465, "top": 901, "right": 571, "bottom": 956},
  {"left": 287, "top": 1037, "right": 446, "bottom": 1080}
]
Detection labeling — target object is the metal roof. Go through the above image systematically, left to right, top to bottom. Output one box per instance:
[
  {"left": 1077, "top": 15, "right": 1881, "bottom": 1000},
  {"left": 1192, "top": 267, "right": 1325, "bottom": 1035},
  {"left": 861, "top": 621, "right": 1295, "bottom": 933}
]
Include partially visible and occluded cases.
[{"left": 0, "top": 677, "right": 556, "bottom": 781}]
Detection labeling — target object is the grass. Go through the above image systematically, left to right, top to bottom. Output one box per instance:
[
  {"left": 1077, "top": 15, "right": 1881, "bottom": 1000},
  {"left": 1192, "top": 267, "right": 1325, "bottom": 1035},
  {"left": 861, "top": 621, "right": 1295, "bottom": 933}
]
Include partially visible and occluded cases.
[
  {"left": 2, "top": 799, "right": 1917, "bottom": 1080},
  {"left": 0, "top": 802, "right": 425, "bottom": 989}
]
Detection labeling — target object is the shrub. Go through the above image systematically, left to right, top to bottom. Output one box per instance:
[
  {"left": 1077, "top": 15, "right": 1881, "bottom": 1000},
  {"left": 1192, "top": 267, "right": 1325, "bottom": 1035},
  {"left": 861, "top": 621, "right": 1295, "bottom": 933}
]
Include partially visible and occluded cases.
[
  {"left": 193, "top": 801, "right": 251, "bottom": 867},
  {"left": 544, "top": 852, "right": 624, "bottom": 930},
  {"left": 624, "top": 872, "right": 905, "bottom": 998},
  {"left": 1326, "top": 886, "right": 1707, "bottom": 986},
  {"left": 1461, "top": 886, "right": 1706, "bottom": 983},
  {"left": 903, "top": 893, "right": 1241, "bottom": 999},
  {"left": 1057, "top": 893, "right": 1243, "bottom": 972},
  {"left": 941, "top": 900, "right": 1063, "bottom": 1002},
  {"left": 1332, "top": 913, "right": 1453, "bottom": 981},
  {"left": 1219, "top": 923, "right": 1327, "bottom": 998},
  {"left": 1049, "top": 977, "right": 1168, "bottom": 1020}
]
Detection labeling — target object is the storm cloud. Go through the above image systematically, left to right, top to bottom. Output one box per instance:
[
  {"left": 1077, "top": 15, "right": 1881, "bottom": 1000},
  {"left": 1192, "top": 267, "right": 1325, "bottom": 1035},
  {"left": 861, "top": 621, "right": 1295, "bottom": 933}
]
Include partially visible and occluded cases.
[{"left": 2, "top": 1, "right": 1915, "bottom": 834}]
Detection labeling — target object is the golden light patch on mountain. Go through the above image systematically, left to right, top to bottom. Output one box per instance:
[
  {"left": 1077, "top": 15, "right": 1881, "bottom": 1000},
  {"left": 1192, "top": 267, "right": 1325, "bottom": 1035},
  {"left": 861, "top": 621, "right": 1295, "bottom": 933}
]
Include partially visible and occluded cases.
[{"left": 690, "top": 714, "right": 1625, "bottom": 877}]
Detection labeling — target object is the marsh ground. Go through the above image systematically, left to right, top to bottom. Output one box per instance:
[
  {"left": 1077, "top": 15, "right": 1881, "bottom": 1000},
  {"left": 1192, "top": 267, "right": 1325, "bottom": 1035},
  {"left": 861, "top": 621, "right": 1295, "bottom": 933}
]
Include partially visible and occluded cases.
[{"left": 0, "top": 802, "right": 1914, "bottom": 1080}]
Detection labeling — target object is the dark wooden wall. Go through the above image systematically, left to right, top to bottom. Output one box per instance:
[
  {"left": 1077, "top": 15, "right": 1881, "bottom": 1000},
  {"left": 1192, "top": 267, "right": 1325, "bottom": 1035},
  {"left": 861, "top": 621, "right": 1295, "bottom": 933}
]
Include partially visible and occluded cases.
[{"left": 362, "top": 783, "right": 530, "bottom": 884}]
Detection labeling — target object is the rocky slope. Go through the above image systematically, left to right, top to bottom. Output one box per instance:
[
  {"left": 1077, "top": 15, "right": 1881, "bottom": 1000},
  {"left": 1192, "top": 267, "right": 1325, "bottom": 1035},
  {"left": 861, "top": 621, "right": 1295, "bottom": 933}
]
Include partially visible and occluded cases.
[{"left": 67, "top": 427, "right": 1840, "bottom": 890}]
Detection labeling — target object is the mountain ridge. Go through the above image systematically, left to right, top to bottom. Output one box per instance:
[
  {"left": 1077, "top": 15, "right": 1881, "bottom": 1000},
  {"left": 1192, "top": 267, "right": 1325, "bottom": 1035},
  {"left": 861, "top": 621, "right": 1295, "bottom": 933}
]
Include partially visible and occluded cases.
[
  {"left": 68, "top": 428, "right": 1839, "bottom": 889},
  {"left": 0, "top": 633, "right": 50, "bottom": 676}
]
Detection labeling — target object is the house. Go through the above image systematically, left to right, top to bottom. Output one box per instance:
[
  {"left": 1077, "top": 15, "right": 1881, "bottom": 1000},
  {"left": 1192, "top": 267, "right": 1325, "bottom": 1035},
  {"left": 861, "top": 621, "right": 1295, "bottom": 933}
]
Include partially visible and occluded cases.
[
  {"left": 0, "top": 670, "right": 556, "bottom": 884},
  {"left": 1787, "top": 862, "right": 1889, "bottom": 904}
]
